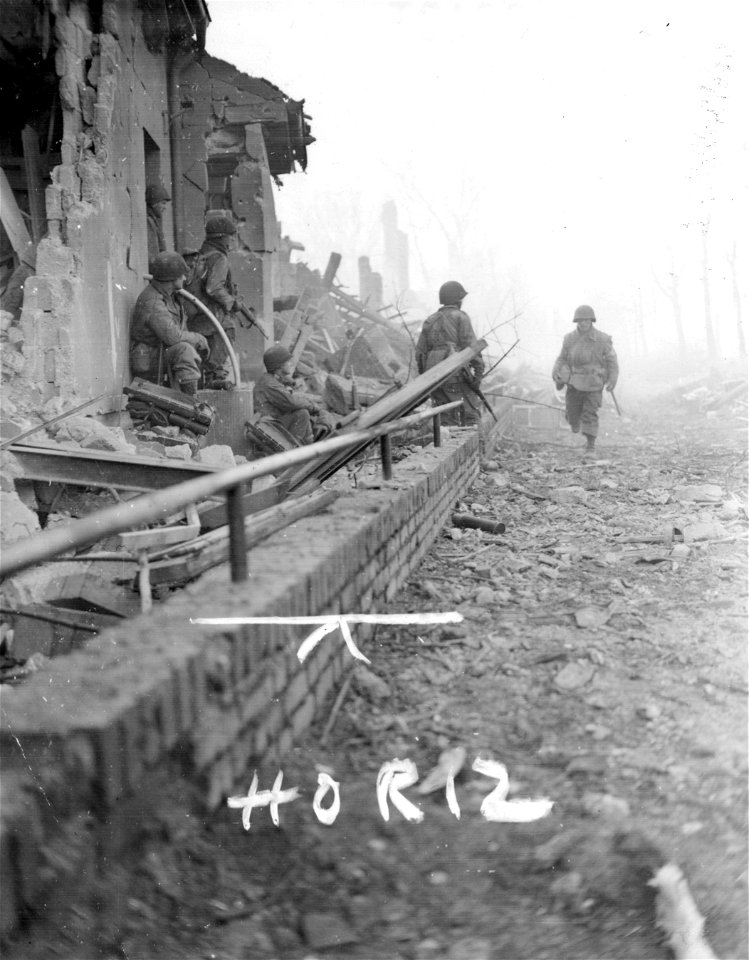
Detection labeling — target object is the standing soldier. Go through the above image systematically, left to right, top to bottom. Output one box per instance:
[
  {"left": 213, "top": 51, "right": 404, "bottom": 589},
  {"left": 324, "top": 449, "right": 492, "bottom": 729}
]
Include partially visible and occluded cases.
[
  {"left": 145, "top": 184, "right": 171, "bottom": 268},
  {"left": 185, "top": 215, "right": 241, "bottom": 390},
  {"left": 130, "top": 252, "right": 208, "bottom": 396},
  {"left": 415, "top": 280, "right": 485, "bottom": 426},
  {"left": 552, "top": 304, "right": 619, "bottom": 456}
]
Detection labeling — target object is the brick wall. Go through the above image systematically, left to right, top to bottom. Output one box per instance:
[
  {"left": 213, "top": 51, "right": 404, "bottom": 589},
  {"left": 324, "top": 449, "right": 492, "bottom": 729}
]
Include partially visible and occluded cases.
[{"left": 0, "top": 430, "right": 482, "bottom": 943}]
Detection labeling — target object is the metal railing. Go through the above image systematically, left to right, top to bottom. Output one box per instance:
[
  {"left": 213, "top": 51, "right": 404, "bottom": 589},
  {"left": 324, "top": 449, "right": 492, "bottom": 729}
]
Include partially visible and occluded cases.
[{"left": 0, "top": 401, "right": 462, "bottom": 582}]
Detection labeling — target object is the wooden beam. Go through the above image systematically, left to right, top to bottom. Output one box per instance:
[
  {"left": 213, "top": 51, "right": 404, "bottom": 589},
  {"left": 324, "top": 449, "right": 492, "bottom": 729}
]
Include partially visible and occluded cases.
[
  {"left": 21, "top": 125, "right": 46, "bottom": 244},
  {"left": 0, "top": 166, "right": 33, "bottom": 259},
  {"left": 284, "top": 342, "right": 486, "bottom": 491},
  {"left": 9, "top": 444, "right": 223, "bottom": 492},
  {"left": 148, "top": 488, "right": 338, "bottom": 586}
]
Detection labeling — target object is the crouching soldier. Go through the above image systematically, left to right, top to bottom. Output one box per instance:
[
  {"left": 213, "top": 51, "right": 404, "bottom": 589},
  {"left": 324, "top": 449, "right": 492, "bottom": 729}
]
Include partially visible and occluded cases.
[
  {"left": 129, "top": 252, "right": 209, "bottom": 396},
  {"left": 253, "top": 345, "right": 331, "bottom": 445}
]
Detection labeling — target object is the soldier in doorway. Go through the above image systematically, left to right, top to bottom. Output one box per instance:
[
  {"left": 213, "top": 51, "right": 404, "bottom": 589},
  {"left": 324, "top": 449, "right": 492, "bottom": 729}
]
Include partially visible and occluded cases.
[
  {"left": 146, "top": 183, "right": 171, "bottom": 268},
  {"left": 185, "top": 215, "right": 242, "bottom": 390},
  {"left": 130, "top": 252, "right": 208, "bottom": 396},
  {"left": 415, "top": 280, "right": 485, "bottom": 426},
  {"left": 552, "top": 304, "right": 619, "bottom": 456}
]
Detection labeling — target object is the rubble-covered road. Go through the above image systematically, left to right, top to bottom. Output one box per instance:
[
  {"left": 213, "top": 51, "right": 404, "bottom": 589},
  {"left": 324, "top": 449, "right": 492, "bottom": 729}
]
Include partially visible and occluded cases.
[{"left": 15, "top": 395, "right": 747, "bottom": 960}]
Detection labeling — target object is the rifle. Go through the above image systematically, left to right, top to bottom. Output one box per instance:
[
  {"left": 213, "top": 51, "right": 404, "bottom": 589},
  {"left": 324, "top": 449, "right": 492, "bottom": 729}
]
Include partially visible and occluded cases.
[
  {"left": 234, "top": 300, "right": 268, "bottom": 338},
  {"left": 462, "top": 372, "right": 498, "bottom": 423}
]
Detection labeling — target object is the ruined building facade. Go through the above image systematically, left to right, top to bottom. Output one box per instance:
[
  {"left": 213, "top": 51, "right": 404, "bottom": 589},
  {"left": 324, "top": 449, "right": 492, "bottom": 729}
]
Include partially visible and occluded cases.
[{"left": 0, "top": 0, "right": 313, "bottom": 402}]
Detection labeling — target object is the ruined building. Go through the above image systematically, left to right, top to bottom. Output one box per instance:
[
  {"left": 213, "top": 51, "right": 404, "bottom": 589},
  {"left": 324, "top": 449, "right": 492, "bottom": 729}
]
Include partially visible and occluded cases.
[{"left": 0, "top": 0, "right": 314, "bottom": 403}]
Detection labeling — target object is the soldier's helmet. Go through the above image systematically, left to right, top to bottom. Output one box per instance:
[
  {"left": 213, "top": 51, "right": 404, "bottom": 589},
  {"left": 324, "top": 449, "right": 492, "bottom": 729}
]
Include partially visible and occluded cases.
[
  {"left": 146, "top": 183, "right": 171, "bottom": 205},
  {"left": 205, "top": 215, "right": 238, "bottom": 238},
  {"left": 150, "top": 252, "right": 188, "bottom": 281},
  {"left": 439, "top": 281, "right": 468, "bottom": 305},
  {"left": 573, "top": 304, "right": 596, "bottom": 322},
  {"left": 263, "top": 345, "right": 292, "bottom": 372}
]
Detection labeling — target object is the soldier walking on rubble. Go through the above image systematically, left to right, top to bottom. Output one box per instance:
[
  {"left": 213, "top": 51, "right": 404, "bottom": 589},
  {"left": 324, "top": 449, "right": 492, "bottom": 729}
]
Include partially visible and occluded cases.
[
  {"left": 145, "top": 184, "right": 171, "bottom": 268},
  {"left": 184, "top": 215, "right": 244, "bottom": 390},
  {"left": 130, "top": 252, "right": 209, "bottom": 396},
  {"left": 415, "top": 280, "right": 485, "bottom": 426},
  {"left": 552, "top": 304, "right": 619, "bottom": 456},
  {"left": 252, "top": 345, "right": 332, "bottom": 445}
]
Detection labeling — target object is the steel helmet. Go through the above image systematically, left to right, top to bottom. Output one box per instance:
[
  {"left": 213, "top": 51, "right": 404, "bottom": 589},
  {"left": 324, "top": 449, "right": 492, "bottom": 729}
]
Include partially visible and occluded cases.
[
  {"left": 145, "top": 183, "right": 171, "bottom": 205},
  {"left": 205, "top": 215, "right": 237, "bottom": 238},
  {"left": 150, "top": 252, "right": 188, "bottom": 281},
  {"left": 439, "top": 281, "right": 468, "bottom": 305},
  {"left": 573, "top": 304, "right": 596, "bottom": 322},
  {"left": 263, "top": 345, "right": 292, "bottom": 372}
]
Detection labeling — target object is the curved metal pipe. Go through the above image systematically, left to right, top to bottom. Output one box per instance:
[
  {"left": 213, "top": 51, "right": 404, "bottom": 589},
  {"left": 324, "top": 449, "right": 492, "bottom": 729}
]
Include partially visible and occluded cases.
[{"left": 176, "top": 288, "right": 241, "bottom": 385}]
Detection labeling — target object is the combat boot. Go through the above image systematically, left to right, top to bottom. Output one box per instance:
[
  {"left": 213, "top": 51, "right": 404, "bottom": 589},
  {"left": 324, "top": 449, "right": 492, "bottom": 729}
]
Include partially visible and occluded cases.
[
  {"left": 180, "top": 380, "right": 198, "bottom": 396},
  {"left": 583, "top": 434, "right": 596, "bottom": 457}
]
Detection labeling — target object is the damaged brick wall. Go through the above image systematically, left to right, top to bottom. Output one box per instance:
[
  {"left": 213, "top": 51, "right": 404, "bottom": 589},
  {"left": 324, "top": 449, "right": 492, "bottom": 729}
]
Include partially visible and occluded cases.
[
  {"left": 14, "top": 0, "right": 176, "bottom": 403},
  {"left": 176, "top": 56, "right": 287, "bottom": 382},
  {"left": 0, "top": 432, "right": 479, "bottom": 943}
]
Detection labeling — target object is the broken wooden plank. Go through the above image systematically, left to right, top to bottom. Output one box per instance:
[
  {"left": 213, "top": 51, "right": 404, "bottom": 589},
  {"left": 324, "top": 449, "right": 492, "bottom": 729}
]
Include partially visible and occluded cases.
[
  {"left": 284, "top": 341, "right": 487, "bottom": 491},
  {"left": 9, "top": 444, "right": 222, "bottom": 492},
  {"left": 197, "top": 478, "right": 291, "bottom": 531},
  {"left": 147, "top": 488, "right": 338, "bottom": 586}
]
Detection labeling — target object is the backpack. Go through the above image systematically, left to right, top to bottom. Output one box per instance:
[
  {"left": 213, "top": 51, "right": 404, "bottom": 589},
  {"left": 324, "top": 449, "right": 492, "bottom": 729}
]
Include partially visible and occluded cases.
[
  {"left": 182, "top": 252, "right": 209, "bottom": 319},
  {"left": 423, "top": 313, "right": 456, "bottom": 370}
]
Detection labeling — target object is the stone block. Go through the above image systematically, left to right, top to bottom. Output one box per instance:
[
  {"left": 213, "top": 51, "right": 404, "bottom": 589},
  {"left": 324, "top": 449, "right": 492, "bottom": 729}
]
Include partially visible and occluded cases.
[
  {"left": 195, "top": 444, "right": 236, "bottom": 468},
  {"left": 0, "top": 490, "right": 40, "bottom": 543}
]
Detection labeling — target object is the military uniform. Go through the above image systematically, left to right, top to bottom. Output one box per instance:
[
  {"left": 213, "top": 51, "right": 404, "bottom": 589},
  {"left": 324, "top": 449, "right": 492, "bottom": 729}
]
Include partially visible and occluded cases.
[
  {"left": 146, "top": 208, "right": 166, "bottom": 266},
  {"left": 187, "top": 238, "right": 238, "bottom": 382},
  {"left": 130, "top": 280, "right": 204, "bottom": 387},
  {"left": 415, "top": 305, "right": 485, "bottom": 425},
  {"left": 553, "top": 326, "right": 618, "bottom": 440},
  {"left": 252, "top": 371, "right": 322, "bottom": 445}
]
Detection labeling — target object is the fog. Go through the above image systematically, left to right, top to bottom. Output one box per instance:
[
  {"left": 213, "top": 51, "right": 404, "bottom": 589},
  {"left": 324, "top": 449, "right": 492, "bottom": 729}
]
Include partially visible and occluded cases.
[{"left": 206, "top": 0, "right": 747, "bottom": 387}]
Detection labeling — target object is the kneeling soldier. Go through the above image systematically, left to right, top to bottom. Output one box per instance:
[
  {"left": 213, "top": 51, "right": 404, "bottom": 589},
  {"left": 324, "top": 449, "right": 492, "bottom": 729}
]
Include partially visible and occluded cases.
[{"left": 130, "top": 252, "right": 209, "bottom": 396}]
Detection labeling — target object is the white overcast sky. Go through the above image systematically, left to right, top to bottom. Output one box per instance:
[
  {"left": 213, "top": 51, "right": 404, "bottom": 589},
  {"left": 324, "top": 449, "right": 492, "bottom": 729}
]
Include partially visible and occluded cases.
[{"left": 206, "top": 1, "right": 747, "bottom": 367}]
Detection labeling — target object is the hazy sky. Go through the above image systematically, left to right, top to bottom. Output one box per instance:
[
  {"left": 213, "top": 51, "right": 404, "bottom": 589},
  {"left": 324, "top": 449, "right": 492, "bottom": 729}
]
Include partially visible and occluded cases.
[{"left": 206, "top": 1, "right": 747, "bottom": 368}]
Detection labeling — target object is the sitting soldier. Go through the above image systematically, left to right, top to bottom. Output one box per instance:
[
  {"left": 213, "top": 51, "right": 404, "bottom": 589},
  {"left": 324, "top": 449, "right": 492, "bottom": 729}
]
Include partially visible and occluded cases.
[
  {"left": 129, "top": 252, "right": 208, "bottom": 395},
  {"left": 253, "top": 345, "right": 330, "bottom": 444}
]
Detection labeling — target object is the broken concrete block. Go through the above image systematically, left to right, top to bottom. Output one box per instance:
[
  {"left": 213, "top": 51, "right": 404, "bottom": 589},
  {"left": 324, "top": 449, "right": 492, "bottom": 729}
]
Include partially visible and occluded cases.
[
  {"left": 0, "top": 310, "right": 13, "bottom": 333},
  {"left": 0, "top": 344, "right": 25, "bottom": 379},
  {"left": 52, "top": 416, "right": 131, "bottom": 452},
  {"left": 0, "top": 418, "right": 31, "bottom": 443},
  {"left": 79, "top": 425, "right": 135, "bottom": 454},
  {"left": 164, "top": 444, "right": 193, "bottom": 461},
  {"left": 195, "top": 444, "right": 236, "bottom": 469},
  {"left": 0, "top": 451, "right": 23, "bottom": 492},
  {"left": 0, "top": 491, "right": 41, "bottom": 543},
  {"left": 554, "top": 661, "right": 596, "bottom": 691},
  {"left": 353, "top": 665, "right": 391, "bottom": 702},
  {"left": 302, "top": 912, "right": 358, "bottom": 950}
]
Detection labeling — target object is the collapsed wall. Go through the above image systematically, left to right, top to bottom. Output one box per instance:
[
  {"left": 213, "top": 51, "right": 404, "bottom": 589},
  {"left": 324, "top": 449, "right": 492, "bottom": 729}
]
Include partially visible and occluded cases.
[
  {"left": 14, "top": 0, "right": 182, "bottom": 405},
  {"left": 0, "top": 429, "right": 484, "bottom": 946}
]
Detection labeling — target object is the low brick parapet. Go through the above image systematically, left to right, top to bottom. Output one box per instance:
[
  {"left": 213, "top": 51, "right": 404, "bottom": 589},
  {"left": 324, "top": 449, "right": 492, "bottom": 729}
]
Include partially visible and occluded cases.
[{"left": 0, "top": 428, "right": 491, "bottom": 943}]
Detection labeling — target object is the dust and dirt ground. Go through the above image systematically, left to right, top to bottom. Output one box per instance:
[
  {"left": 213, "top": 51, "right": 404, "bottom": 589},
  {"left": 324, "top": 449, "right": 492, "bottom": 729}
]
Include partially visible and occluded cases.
[{"left": 10, "top": 395, "right": 748, "bottom": 960}]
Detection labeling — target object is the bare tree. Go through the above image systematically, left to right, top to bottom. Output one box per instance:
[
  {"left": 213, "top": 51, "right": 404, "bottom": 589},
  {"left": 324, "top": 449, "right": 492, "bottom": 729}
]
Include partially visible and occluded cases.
[
  {"left": 701, "top": 222, "right": 718, "bottom": 361},
  {"left": 726, "top": 241, "right": 746, "bottom": 359},
  {"left": 651, "top": 262, "right": 687, "bottom": 356}
]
